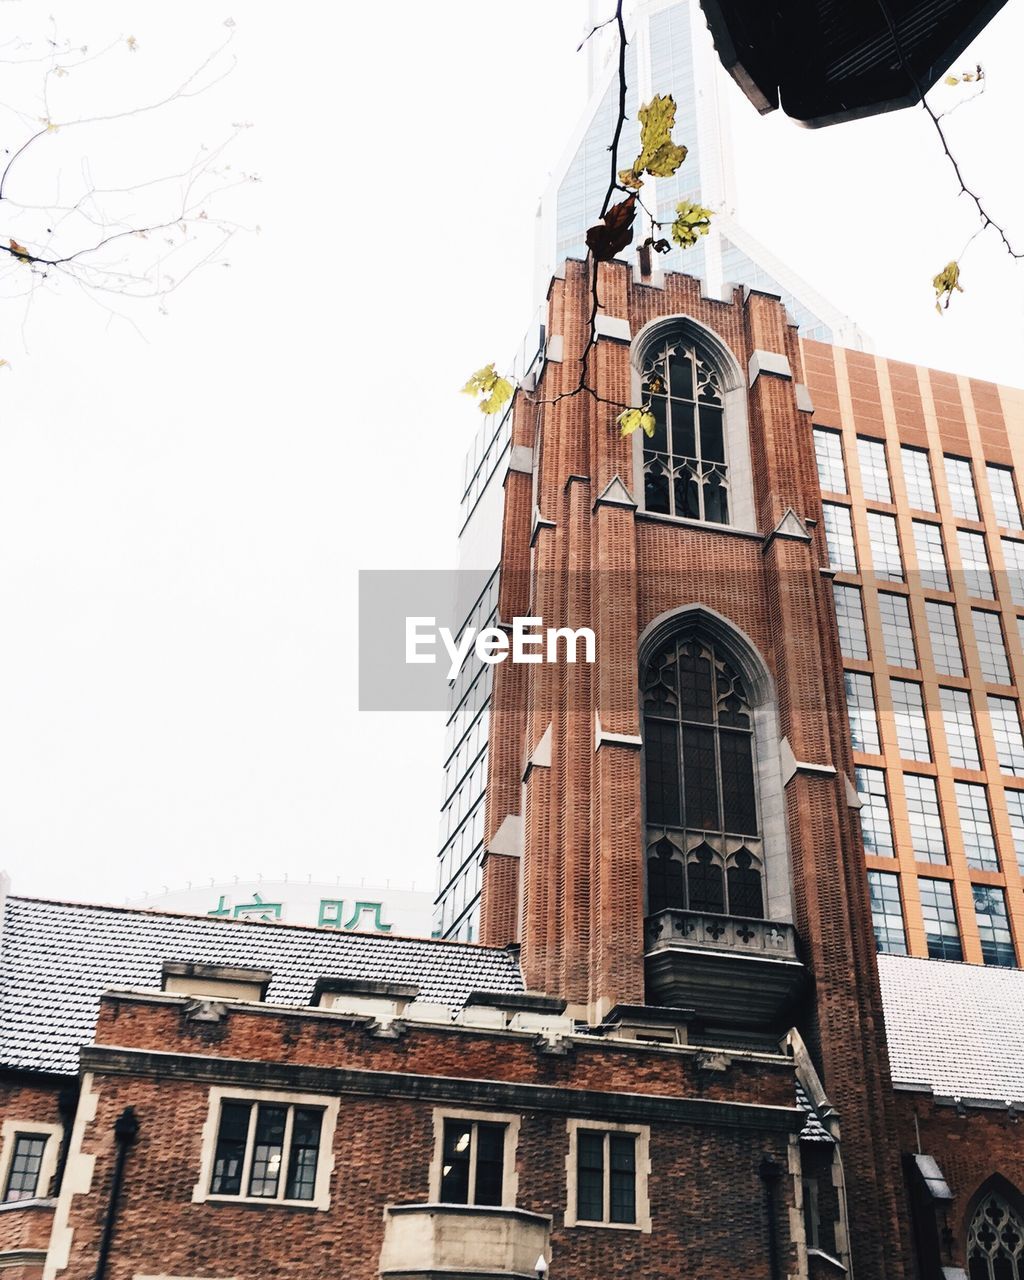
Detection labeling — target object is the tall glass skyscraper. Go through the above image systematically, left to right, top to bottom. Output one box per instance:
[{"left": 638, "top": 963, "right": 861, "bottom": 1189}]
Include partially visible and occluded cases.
[{"left": 434, "top": 0, "right": 865, "bottom": 940}]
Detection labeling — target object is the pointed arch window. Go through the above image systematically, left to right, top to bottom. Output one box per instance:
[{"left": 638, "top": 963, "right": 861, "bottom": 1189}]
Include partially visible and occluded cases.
[
  {"left": 640, "top": 339, "right": 728, "bottom": 523},
  {"left": 642, "top": 633, "right": 764, "bottom": 919},
  {"left": 968, "top": 1191, "right": 1024, "bottom": 1279}
]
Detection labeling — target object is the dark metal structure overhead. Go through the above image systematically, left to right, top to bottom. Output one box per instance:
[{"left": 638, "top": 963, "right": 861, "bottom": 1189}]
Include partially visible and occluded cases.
[{"left": 697, "top": 0, "right": 1009, "bottom": 127}]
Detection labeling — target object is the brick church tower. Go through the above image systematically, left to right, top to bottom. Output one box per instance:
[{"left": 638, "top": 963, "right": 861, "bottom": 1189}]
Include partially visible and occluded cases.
[{"left": 480, "top": 259, "right": 910, "bottom": 1275}]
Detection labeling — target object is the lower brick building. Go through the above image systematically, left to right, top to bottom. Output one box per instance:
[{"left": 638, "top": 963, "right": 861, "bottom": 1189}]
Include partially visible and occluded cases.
[{"left": 3, "top": 259, "right": 1024, "bottom": 1279}]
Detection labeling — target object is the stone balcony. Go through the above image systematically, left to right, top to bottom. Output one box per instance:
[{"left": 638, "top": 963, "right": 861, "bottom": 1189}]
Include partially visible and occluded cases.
[
  {"left": 644, "top": 909, "right": 806, "bottom": 1029},
  {"left": 379, "top": 1204, "right": 550, "bottom": 1280}
]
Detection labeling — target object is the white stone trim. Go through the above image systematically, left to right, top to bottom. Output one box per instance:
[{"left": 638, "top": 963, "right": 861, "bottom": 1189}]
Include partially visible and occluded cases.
[
  {"left": 594, "top": 315, "right": 631, "bottom": 343},
  {"left": 545, "top": 335, "right": 564, "bottom": 364},
  {"left": 748, "top": 349, "right": 793, "bottom": 385},
  {"left": 795, "top": 383, "right": 815, "bottom": 414},
  {"left": 508, "top": 445, "right": 534, "bottom": 476},
  {"left": 487, "top": 814, "right": 524, "bottom": 859},
  {"left": 44, "top": 1072, "right": 99, "bottom": 1280},
  {"left": 191, "top": 1086, "right": 339, "bottom": 1212},
  {"left": 429, "top": 1107, "right": 521, "bottom": 1208},
  {"left": 563, "top": 1119, "right": 651, "bottom": 1233},
  {"left": 0, "top": 1120, "right": 62, "bottom": 1203}
]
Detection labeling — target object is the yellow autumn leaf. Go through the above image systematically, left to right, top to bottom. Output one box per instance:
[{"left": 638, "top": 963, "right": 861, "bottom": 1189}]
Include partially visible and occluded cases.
[
  {"left": 944, "top": 74, "right": 960, "bottom": 85},
  {"left": 636, "top": 95, "right": 687, "bottom": 178},
  {"left": 617, "top": 166, "right": 645, "bottom": 190},
  {"left": 669, "top": 200, "right": 713, "bottom": 249},
  {"left": 9, "top": 239, "right": 30, "bottom": 260},
  {"left": 932, "top": 260, "right": 964, "bottom": 312},
  {"left": 461, "top": 363, "right": 500, "bottom": 397},
  {"left": 479, "top": 376, "right": 514, "bottom": 416},
  {"left": 618, "top": 406, "right": 656, "bottom": 438}
]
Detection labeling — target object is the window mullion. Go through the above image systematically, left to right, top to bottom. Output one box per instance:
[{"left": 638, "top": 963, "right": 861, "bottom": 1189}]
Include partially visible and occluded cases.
[
  {"left": 240, "top": 1103, "right": 258, "bottom": 1198},
  {"left": 278, "top": 1105, "right": 296, "bottom": 1202},
  {"left": 468, "top": 1123, "right": 479, "bottom": 1207},
  {"left": 603, "top": 1133, "right": 611, "bottom": 1223}
]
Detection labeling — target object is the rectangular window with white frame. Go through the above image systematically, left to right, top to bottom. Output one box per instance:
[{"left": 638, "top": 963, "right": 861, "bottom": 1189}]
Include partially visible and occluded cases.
[
  {"left": 192, "top": 1088, "right": 338, "bottom": 1210},
  {"left": 430, "top": 1108, "right": 520, "bottom": 1208},
  {"left": 565, "top": 1120, "right": 651, "bottom": 1232},
  {"left": 0, "top": 1121, "right": 62, "bottom": 1204}
]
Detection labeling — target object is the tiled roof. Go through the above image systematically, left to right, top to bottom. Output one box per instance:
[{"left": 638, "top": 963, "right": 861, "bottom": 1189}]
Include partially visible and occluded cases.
[
  {"left": 0, "top": 896, "right": 523, "bottom": 1077},
  {"left": 878, "top": 954, "right": 1024, "bottom": 1104}
]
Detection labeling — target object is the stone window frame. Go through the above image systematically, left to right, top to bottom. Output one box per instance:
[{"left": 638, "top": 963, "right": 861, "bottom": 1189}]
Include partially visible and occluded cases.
[
  {"left": 628, "top": 315, "right": 756, "bottom": 534},
  {"left": 191, "top": 1086, "right": 339, "bottom": 1212},
  {"left": 428, "top": 1106, "right": 521, "bottom": 1209},
  {"left": 564, "top": 1118, "right": 652, "bottom": 1233},
  {"left": 0, "top": 1119, "right": 62, "bottom": 1203}
]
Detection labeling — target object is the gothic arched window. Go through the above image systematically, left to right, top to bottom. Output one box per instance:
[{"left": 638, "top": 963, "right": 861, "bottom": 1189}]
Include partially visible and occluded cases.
[
  {"left": 640, "top": 338, "right": 728, "bottom": 524},
  {"left": 642, "top": 632, "right": 764, "bottom": 919},
  {"left": 968, "top": 1192, "right": 1024, "bottom": 1280}
]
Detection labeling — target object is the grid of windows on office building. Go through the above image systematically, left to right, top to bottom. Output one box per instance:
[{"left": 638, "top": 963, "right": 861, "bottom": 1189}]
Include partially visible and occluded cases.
[
  {"left": 813, "top": 428, "right": 846, "bottom": 493},
  {"left": 857, "top": 436, "right": 891, "bottom": 503},
  {"left": 901, "top": 447, "right": 936, "bottom": 512},
  {"left": 945, "top": 455, "right": 979, "bottom": 521},
  {"left": 986, "top": 464, "right": 1022, "bottom": 531},
  {"left": 822, "top": 503, "right": 857, "bottom": 573},
  {"left": 867, "top": 512, "right": 904, "bottom": 582},
  {"left": 912, "top": 521, "right": 949, "bottom": 592},
  {"left": 958, "top": 530, "right": 994, "bottom": 600},
  {"left": 1002, "top": 538, "right": 1024, "bottom": 605},
  {"left": 436, "top": 575, "right": 500, "bottom": 941},
  {"left": 833, "top": 584, "right": 869, "bottom": 660},
  {"left": 878, "top": 593, "right": 917, "bottom": 669},
  {"left": 925, "top": 602, "right": 963, "bottom": 677},
  {"left": 972, "top": 609, "right": 1011, "bottom": 685},
  {"left": 845, "top": 672, "right": 880, "bottom": 753},
  {"left": 891, "top": 680, "right": 930, "bottom": 761},
  {"left": 940, "top": 686, "right": 980, "bottom": 768},
  {"left": 988, "top": 695, "right": 1024, "bottom": 775},
  {"left": 856, "top": 766, "right": 894, "bottom": 856},
  {"left": 903, "top": 773, "right": 946, "bottom": 864},
  {"left": 954, "top": 782, "right": 999, "bottom": 871},
  {"left": 1003, "top": 789, "right": 1024, "bottom": 874},
  {"left": 867, "top": 870, "right": 907, "bottom": 954},
  {"left": 919, "top": 878, "right": 962, "bottom": 961},
  {"left": 973, "top": 885, "right": 1016, "bottom": 967}
]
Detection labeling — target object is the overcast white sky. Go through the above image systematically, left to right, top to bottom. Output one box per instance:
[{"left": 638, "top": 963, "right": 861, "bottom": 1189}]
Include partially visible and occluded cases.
[{"left": 0, "top": 1, "right": 1021, "bottom": 908}]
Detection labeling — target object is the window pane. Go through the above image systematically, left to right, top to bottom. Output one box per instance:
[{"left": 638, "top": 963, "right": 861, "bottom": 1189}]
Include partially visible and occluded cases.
[
  {"left": 814, "top": 428, "right": 846, "bottom": 493},
  {"left": 858, "top": 436, "right": 892, "bottom": 503},
  {"left": 902, "top": 447, "right": 936, "bottom": 512},
  {"left": 945, "top": 455, "right": 979, "bottom": 521},
  {"left": 987, "top": 464, "right": 1022, "bottom": 531},
  {"left": 822, "top": 503, "right": 857, "bottom": 573},
  {"left": 867, "top": 512, "right": 903, "bottom": 582},
  {"left": 912, "top": 521, "right": 949, "bottom": 592},
  {"left": 958, "top": 530, "right": 994, "bottom": 599},
  {"left": 1002, "top": 538, "right": 1024, "bottom": 606},
  {"left": 833, "top": 584, "right": 869, "bottom": 660},
  {"left": 878, "top": 593, "right": 917, "bottom": 668},
  {"left": 925, "top": 601, "right": 963, "bottom": 677},
  {"left": 972, "top": 609, "right": 1011, "bottom": 685},
  {"left": 845, "top": 672, "right": 880, "bottom": 753},
  {"left": 891, "top": 681, "right": 930, "bottom": 762},
  {"left": 940, "top": 687, "right": 980, "bottom": 768},
  {"left": 988, "top": 696, "right": 1024, "bottom": 775},
  {"left": 644, "top": 717, "right": 681, "bottom": 827},
  {"left": 683, "top": 727, "right": 720, "bottom": 830},
  {"left": 719, "top": 731, "right": 757, "bottom": 835},
  {"left": 856, "top": 767, "right": 894, "bottom": 856},
  {"left": 903, "top": 774, "right": 946, "bottom": 864},
  {"left": 954, "top": 782, "right": 999, "bottom": 871},
  {"left": 1005, "top": 789, "right": 1024, "bottom": 875},
  {"left": 867, "top": 870, "right": 906, "bottom": 954},
  {"left": 919, "top": 878, "right": 962, "bottom": 961},
  {"left": 973, "top": 885, "right": 1016, "bottom": 967},
  {"left": 211, "top": 1101, "right": 251, "bottom": 1196},
  {"left": 248, "top": 1105, "right": 287, "bottom": 1198},
  {"left": 285, "top": 1108, "right": 322, "bottom": 1202},
  {"left": 440, "top": 1121, "right": 473, "bottom": 1204},
  {"left": 473, "top": 1123, "right": 506, "bottom": 1207},
  {"left": 577, "top": 1130, "right": 604, "bottom": 1222},
  {"left": 609, "top": 1134, "right": 637, "bottom": 1224},
  {"left": 3, "top": 1135, "right": 48, "bottom": 1203}
]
